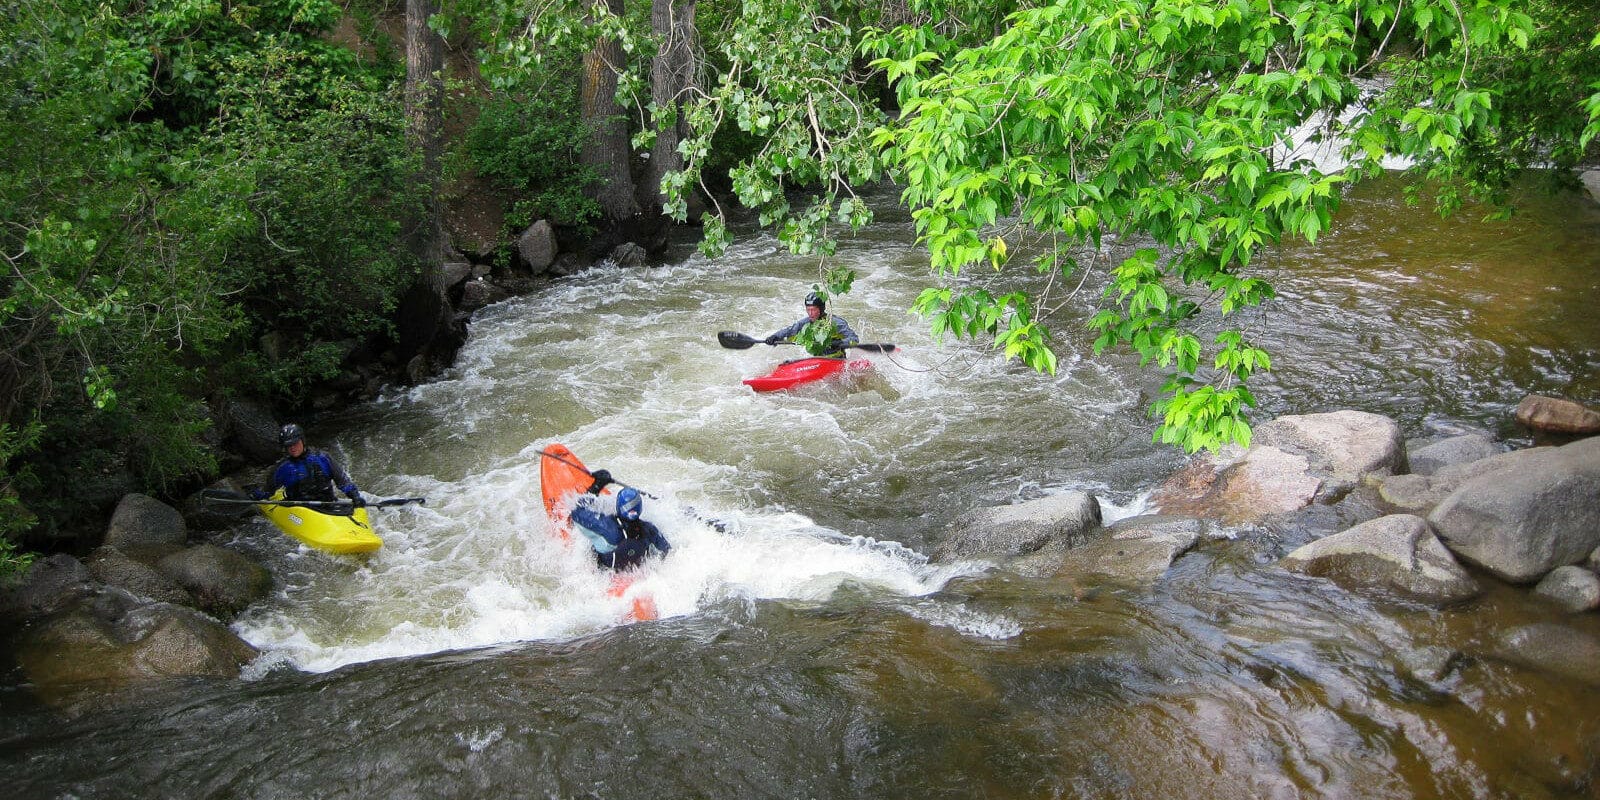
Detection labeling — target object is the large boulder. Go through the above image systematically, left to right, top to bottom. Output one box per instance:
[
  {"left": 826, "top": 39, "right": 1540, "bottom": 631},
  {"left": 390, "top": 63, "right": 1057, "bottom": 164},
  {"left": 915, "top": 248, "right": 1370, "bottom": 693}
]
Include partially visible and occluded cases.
[
  {"left": 518, "top": 220, "right": 557, "bottom": 274},
  {"left": 1515, "top": 394, "right": 1600, "bottom": 436},
  {"left": 222, "top": 396, "right": 281, "bottom": 464},
  {"left": 1155, "top": 410, "right": 1404, "bottom": 524},
  {"left": 1407, "top": 433, "right": 1502, "bottom": 477},
  {"left": 1428, "top": 436, "right": 1600, "bottom": 583},
  {"left": 1375, "top": 442, "right": 1571, "bottom": 516},
  {"left": 934, "top": 491, "right": 1101, "bottom": 561},
  {"left": 104, "top": 494, "right": 187, "bottom": 549},
  {"left": 1026, "top": 514, "right": 1207, "bottom": 586},
  {"left": 1280, "top": 514, "right": 1481, "bottom": 605},
  {"left": 156, "top": 544, "right": 272, "bottom": 619},
  {"left": 88, "top": 546, "right": 194, "bottom": 607},
  {"left": 1532, "top": 566, "right": 1600, "bottom": 613},
  {"left": 13, "top": 592, "right": 259, "bottom": 701}
]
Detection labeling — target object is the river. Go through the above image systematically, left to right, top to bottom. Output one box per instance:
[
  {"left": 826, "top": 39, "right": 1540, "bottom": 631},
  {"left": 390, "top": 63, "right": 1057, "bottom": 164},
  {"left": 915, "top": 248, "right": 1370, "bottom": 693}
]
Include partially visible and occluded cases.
[{"left": 6, "top": 176, "right": 1600, "bottom": 798}]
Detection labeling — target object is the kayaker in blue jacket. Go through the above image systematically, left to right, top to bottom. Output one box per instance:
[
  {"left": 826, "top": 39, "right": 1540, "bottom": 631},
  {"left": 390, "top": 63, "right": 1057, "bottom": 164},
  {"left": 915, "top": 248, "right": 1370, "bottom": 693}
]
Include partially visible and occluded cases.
[
  {"left": 765, "top": 292, "right": 859, "bottom": 358},
  {"left": 260, "top": 423, "right": 365, "bottom": 507},
  {"left": 569, "top": 485, "right": 671, "bottom": 571}
]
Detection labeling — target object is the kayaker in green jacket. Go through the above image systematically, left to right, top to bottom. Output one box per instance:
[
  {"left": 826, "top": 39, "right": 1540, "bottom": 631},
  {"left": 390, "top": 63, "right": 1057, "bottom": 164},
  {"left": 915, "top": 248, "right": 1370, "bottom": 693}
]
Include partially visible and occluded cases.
[{"left": 765, "top": 292, "right": 859, "bottom": 358}]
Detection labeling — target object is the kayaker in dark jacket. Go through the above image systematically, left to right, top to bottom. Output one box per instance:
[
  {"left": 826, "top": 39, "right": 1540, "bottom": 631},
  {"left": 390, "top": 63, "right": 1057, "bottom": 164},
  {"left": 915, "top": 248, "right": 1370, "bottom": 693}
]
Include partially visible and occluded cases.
[
  {"left": 765, "top": 292, "right": 859, "bottom": 358},
  {"left": 260, "top": 423, "right": 364, "bottom": 507},
  {"left": 569, "top": 485, "right": 671, "bottom": 571}
]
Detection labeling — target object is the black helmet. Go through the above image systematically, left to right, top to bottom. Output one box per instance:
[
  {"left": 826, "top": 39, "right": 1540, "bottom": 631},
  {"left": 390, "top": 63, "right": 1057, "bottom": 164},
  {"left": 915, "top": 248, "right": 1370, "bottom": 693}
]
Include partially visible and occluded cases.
[
  {"left": 804, "top": 292, "right": 825, "bottom": 311},
  {"left": 279, "top": 423, "right": 305, "bottom": 448}
]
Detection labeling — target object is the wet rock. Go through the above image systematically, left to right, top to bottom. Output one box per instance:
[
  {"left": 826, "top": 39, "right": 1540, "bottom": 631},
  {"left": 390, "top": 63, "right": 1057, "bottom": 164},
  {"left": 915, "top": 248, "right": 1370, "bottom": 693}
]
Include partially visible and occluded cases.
[
  {"left": 518, "top": 220, "right": 557, "bottom": 273},
  {"left": 607, "top": 242, "right": 648, "bottom": 268},
  {"left": 550, "top": 253, "right": 588, "bottom": 277},
  {"left": 458, "top": 278, "right": 502, "bottom": 312},
  {"left": 1515, "top": 394, "right": 1600, "bottom": 436},
  {"left": 1154, "top": 410, "right": 1405, "bottom": 524},
  {"left": 1408, "top": 433, "right": 1502, "bottom": 477},
  {"left": 1428, "top": 436, "right": 1600, "bottom": 583},
  {"left": 1373, "top": 473, "right": 1451, "bottom": 515},
  {"left": 182, "top": 478, "right": 256, "bottom": 531},
  {"left": 934, "top": 491, "right": 1101, "bottom": 561},
  {"left": 104, "top": 494, "right": 188, "bottom": 549},
  {"left": 1028, "top": 514, "right": 1206, "bottom": 585},
  {"left": 1281, "top": 514, "right": 1481, "bottom": 605},
  {"left": 156, "top": 544, "right": 272, "bottom": 619},
  {"left": 88, "top": 546, "right": 194, "bottom": 607},
  {"left": 0, "top": 554, "right": 95, "bottom": 626},
  {"left": 1532, "top": 566, "right": 1600, "bottom": 612},
  {"left": 14, "top": 592, "right": 259, "bottom": 700},
  {"left": 1494, "top": 622, "right": 1600, "bottom": 687},
  {"left": 1396, "top": 645, "right": 1461, "bottom": 683}
]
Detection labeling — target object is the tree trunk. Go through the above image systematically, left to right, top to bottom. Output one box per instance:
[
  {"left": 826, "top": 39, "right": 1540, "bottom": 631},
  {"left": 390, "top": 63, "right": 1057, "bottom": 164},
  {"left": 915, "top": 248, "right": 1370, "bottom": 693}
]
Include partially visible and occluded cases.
[
  {"left": 398, "top": 0, "right": 461, "bottom": 378},
  {"left": 405, "top": 0, "right": 448, "bottom": 266},
  {"left": 580, "top": 0, "right": 639, "bottom": 223},
  {"left": 637, "top": 0, "right": 700, "bottom": 218}
]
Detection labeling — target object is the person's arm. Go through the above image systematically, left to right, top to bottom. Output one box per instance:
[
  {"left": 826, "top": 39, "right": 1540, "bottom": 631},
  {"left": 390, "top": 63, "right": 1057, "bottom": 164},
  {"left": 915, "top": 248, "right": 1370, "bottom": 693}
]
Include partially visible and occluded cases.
[
  {"left": 831, "top": 315, "right": 859, "bottom": 346},
  {"left": 766, "top": 319, "right": 806, "bottom": 344},
  {"left": 316, "top": 453, "right": 364, "bottom": 505},
  {"left": 569, "top": 504, "right": 622, "bottom": 553},
  {"left": 644, "top": 521, "right": 671, "bottom": 557}
]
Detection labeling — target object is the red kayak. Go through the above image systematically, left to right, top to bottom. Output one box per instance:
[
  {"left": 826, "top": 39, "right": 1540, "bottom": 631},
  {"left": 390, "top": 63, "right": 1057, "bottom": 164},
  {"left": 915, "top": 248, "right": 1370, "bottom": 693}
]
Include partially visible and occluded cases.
[{"left": 743, "top": 357, "right": 873, "bottom": 392}]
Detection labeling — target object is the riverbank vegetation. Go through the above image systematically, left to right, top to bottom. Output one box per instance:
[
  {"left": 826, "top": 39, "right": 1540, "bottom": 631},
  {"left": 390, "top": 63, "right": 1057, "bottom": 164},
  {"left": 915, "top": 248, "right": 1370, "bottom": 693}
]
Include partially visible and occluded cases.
[{"left": 3, "top": 0, "right": 1598, "bottom": 575}]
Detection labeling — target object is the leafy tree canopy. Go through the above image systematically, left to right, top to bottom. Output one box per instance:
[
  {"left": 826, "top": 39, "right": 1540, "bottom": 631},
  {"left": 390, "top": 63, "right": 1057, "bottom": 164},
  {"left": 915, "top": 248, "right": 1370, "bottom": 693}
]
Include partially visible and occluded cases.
[{"left": 487, "top": 0, "right": 1599, "bottom": 452}]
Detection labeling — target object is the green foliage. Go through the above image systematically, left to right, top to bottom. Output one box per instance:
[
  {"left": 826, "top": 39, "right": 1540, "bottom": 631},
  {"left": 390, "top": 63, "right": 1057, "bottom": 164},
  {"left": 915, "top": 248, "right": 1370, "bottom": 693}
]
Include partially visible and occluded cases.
[
  {"left": 1, "top": 0, "right": 423, "bottom": 546},
  {"left": 458, "top": 82, "right": 602, "bottom": 231}
]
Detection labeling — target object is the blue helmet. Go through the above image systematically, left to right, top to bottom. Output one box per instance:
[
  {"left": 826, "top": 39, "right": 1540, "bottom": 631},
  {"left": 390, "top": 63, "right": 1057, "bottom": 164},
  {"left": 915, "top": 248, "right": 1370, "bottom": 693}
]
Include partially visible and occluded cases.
[{"left": 617, "top": 487, "right": 643, "bottom": 520}]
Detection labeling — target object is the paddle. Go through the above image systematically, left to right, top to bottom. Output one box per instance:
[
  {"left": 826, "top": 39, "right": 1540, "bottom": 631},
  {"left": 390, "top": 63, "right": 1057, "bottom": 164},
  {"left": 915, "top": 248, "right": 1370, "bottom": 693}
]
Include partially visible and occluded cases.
[
  {"left": 716, "top": 331, "right": 896, "bottom": 353},
  {"left": 200, "top": 488, "right": 426, "bottom": 511}
]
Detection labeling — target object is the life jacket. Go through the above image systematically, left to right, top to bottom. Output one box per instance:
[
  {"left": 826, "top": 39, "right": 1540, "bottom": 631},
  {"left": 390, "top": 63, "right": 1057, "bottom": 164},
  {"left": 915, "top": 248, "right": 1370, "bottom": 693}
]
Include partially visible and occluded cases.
[{"left": 280, "top": 453, "right": 335, "bottom": 501}]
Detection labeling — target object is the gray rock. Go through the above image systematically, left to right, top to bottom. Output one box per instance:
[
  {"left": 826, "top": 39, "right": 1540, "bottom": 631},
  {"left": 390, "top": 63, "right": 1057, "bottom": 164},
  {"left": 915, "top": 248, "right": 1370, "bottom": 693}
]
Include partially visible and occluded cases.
[
  {"left": 518, "top": 220, "right": 557, "bottom": 273},
  {"left": 607, "top": 242, "right": 648, "bottom": 268},
  {"left": 551, "top": 253, "right": 588, "bottom": 276},
  {"left": 440, "top": 261, "right": 474, "bottom": 289},
  {"left": 458, "top": 278, "right": 497, "bottom": 311},
  {"left": 1515, "top": 394, "right": 1600, "bottom": 436},
  {"left": 222, "top": 396, "right": 280, "bottom": 464},
  {"left": 1154, "top": 410, "right": 1405, "bottom": 524},
  {"left": 1408, "top": 433, "right": 1502, "bottom": 477},
  {"left": 1428, "top": 436, "right": 1600, "bottom": 583},
  {"left": 1373, "top": 473, "right": 1452, "bottom": 515},
  {"left": 182, "top": 478, "right": 255, "bottom": 531},
  {"left": 935, "top": 491, "right": 1101, "bottom": 561},
  {"left": 104, "top": 494, "right": 187, "bottom": 549},
  {"left": 1027, "top": 514, "right": 1205, "bottom": 585},
  {"left": 1281, "top": 514, "right": 1481, "bottom": 605},
  {"left": 157, "top": 544, "right": 271, "bottom": 619},
  {"left": 1588, "top": 545, "right": 1600, "bottom": 573},
  {"left": 88, "top": 547, "right": 194, "bottom": 607},
  {"left": 0, "top": 554, "right": 95, "bottom": 624},
  {"left": 1532, "top": 565, "right": 1600, "bottom": 612}
]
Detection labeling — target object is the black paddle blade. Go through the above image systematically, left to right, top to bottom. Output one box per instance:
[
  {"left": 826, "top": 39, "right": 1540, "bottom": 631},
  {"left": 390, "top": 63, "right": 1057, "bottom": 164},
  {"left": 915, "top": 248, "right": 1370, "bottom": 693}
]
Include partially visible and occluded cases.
[
  {"left": 718, "top": 331, "right": 759, "bottom": 349},
  {"left": 849, "top": 343, "right": 896, "bottom": 353}
]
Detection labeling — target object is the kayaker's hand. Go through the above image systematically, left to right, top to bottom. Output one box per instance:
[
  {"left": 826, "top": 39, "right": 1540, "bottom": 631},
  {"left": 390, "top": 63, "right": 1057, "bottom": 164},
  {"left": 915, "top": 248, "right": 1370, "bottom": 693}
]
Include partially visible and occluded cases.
[
  {"left": 764, "top": 335, "right": 780, "bottom": 345},
  {"left": 586, "top": 469, "right": 613, "bottom": 494},
  {"left": 250, "top": 489, "right": 268, "bottom": 501},
  {"left": 347, "top": 491, "right": 366, "bottom": 508}
]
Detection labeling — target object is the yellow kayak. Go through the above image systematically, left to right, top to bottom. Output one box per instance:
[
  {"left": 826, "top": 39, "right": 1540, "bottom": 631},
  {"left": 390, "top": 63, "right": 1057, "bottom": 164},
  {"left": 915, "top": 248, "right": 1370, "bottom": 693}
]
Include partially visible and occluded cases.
[{"left": 257, "top": 489, "right": 382, "bottom": 555}]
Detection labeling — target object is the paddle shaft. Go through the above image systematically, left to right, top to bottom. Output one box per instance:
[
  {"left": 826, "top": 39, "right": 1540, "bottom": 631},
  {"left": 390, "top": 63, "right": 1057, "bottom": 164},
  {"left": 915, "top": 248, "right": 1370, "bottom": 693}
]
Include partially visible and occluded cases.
[
  {"left": 717, "top": 331, "right": 894, "bottom": 353},
  {"left": 201, "top": 491, "right": 424, "bottom": 510}
]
